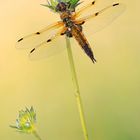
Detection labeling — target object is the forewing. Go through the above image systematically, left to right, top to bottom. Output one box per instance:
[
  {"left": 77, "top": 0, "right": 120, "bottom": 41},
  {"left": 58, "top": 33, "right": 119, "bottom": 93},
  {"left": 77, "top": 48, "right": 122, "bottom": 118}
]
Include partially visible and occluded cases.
[
  {"left": 73, "top": 0, "right": 97, "bottom": 19},
  {"left": 74, "top": 2, "right": 125, "bottom": 35},
  {"left": 16, "top": 21, "right": 64, "bottom": 49},
  {"left": 29, "top": 27, "right": 67, "bottom": 60}
]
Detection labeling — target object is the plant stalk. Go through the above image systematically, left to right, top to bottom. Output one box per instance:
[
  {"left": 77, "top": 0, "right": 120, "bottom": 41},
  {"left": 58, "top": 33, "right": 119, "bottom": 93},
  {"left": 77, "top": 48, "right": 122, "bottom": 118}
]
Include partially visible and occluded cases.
[
  {"left": 65, "top": 36, "right": 89, "bottom": 140},
  {"left": 33, "top": 131, "right": 42, "bottom": 140}
]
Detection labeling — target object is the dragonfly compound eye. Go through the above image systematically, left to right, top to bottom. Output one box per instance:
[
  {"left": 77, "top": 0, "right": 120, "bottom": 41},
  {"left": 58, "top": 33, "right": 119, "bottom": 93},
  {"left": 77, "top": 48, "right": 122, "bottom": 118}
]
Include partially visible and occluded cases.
[{"left": 56, "top": 2, "right": 67, "bottom": 12}]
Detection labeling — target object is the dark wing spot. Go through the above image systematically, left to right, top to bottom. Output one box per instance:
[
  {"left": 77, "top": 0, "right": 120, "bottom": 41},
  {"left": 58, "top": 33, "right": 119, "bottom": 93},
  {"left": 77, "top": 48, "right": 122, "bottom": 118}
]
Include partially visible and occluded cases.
[
  {"left": 92, "top": 1, "right": 95, "bottom": 5},
  {"left": 113, "top": 3, "right": 119, "bottom": 6},
  {"left": 95, "top": 12, "right": 99, "bottom": 16},
  {"left": 76, "top": 21, "right": 85, "bottom": 26},
  {"left": 80, "top": 21, "right": 85, "bottom": 25},
  {"left": 82, "top": 21, "right": 85, "bottom": 24},
  {"left": 36, "top": 32, "right": 40, "bottom": 35},
  {"left": 61, "top": 32, "right": 65, "bottom": 35},
  {"left": 18, "top": 38, "right": 23, "bottom": 42},
  {"left": 47, "top": 39, "right": 51, "bottom": 42},
  {"left": 30, "top": 48, "right": 35, "bottom": 53}
]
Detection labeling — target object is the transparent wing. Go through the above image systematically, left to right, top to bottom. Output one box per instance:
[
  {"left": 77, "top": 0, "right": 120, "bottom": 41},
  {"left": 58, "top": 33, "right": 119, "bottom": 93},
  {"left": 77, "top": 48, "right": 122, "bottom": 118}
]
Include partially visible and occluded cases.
[
  {"left": 72, "top": 0, "right": 97, "bottom": 20},
  {"left": 74, "top": 2, "right": 125, "bottom": 35},
  {"left": 16, "top": 21, "right": 64, "bottom": 49},
  {"left": 29, "top": 27, "right": 67, "bottom": 60}
]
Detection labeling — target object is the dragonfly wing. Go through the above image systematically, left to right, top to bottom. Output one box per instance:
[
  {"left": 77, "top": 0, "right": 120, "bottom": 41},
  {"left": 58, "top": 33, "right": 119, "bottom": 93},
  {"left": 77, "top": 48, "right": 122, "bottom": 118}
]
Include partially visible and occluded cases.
[
  {"left": 73, "top": 0, "right": 97, "bottom": 19},
  {"left": 74, "top": 2, "right": 125, "bottom": 35},
  {"left": 16, "top": 21, "right": 64, "bottom": 49},
  {"left": 29, "top": 27, "right": 67, "bottom": 60}
]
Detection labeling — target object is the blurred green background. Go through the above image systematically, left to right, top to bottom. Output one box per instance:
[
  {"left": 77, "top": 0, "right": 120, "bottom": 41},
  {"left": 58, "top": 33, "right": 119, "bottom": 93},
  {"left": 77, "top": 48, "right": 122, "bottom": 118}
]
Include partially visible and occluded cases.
[{"left": 0, "top": 0, "right": 140, "bottom": 140}]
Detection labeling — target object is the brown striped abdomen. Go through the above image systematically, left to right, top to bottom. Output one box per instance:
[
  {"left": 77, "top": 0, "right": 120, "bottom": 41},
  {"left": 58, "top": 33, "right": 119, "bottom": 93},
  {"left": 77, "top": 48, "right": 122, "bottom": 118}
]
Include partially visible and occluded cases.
[{"left": 71, "top": 25, "right": 96, "bottom": 63}]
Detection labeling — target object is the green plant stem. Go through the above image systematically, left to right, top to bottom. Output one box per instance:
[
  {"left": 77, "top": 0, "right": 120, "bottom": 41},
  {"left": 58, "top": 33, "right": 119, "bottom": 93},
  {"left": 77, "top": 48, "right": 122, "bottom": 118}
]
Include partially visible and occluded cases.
[
  {"left": 65, "top": 36, "right": 89, "bottom": 140},
  {"left": 33, "top": 131, "right": 42, "bottom": 140}
]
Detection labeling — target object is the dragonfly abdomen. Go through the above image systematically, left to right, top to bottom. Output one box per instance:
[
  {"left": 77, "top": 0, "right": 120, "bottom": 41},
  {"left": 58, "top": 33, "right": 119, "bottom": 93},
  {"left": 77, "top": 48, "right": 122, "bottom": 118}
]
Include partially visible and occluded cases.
[
  {"left": 60, "top": 11, "right": 96, "bottom": 62},
  {"left": 71, "top": 25, "right": 96, "bottom": 63}
]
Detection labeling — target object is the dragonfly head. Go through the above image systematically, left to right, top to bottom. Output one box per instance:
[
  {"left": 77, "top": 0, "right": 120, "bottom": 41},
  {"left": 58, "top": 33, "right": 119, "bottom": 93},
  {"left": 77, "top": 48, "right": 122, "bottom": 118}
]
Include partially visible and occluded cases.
[{"left": 56, "top": 2, "right": 67, "bottom": 12}]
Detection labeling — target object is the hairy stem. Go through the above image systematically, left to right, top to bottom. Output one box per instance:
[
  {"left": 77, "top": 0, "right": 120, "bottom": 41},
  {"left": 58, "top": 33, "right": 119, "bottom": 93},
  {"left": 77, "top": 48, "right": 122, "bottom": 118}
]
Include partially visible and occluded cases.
[{"left": 65, "top": 36, "right": 89, "bottom": 140}]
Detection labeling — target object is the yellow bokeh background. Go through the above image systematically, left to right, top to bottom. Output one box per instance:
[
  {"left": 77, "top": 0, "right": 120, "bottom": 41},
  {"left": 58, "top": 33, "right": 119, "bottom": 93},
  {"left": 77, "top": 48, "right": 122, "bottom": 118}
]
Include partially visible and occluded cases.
[{"left": 0, "top": 0, "right": 140, "bottom": 140}]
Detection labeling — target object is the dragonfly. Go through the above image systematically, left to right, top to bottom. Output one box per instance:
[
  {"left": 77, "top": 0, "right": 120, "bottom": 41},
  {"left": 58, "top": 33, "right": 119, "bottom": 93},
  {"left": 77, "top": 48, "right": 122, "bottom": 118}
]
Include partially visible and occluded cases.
[{"left": 16, "top": 0, "right": 125, "bottom": 63}]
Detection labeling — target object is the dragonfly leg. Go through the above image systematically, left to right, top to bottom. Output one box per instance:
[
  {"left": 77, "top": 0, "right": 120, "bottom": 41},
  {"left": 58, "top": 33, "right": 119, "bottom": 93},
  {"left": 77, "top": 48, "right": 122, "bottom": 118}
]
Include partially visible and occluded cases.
[{"left": 66, "top": 30, "right": 73, "bottom": 37}]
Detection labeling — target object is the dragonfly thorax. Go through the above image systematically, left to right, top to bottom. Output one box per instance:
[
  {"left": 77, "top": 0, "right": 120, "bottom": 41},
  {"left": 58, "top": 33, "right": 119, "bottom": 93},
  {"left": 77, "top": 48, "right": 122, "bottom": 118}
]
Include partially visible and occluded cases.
[
  {"left": 59, "top": 9, "right": 73, "bottom": 28},
  {"left": 64, "top": 17, "right": 73, "bottom": 28}
]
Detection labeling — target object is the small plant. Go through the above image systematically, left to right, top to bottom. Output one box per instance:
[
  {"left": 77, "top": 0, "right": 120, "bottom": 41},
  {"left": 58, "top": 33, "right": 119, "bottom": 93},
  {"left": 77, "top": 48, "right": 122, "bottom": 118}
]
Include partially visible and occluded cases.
[
  {"left": 41, "top": 0, "right": 81, "bottom": 12},
  {"left": 10, "top": 107, "right": 41, "bottom": 140}
]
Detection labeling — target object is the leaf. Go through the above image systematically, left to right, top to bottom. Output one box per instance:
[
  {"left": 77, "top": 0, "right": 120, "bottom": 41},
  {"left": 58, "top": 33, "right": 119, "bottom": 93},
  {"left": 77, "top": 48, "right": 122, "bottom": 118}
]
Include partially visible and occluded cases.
[{"left": 9, "top": 125, "right": 18, "bottom": 129}]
